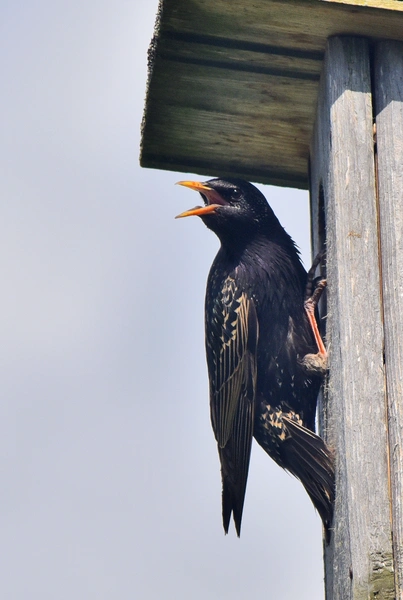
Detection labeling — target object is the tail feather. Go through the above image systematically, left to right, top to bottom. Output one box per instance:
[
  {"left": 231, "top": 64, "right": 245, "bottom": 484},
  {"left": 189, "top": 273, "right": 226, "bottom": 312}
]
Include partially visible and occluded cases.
[
  {"left": 218, "top": 392, "right": 255, "bottom": 537},
  {"left": 281, "top": 416, "right": 334, "bottom": 533},
  {"left": 219, "top": 436, "right": 251, "bottom": 537},
  {"left": 221, "top": 469, "right": 244, "bottom": 537}
]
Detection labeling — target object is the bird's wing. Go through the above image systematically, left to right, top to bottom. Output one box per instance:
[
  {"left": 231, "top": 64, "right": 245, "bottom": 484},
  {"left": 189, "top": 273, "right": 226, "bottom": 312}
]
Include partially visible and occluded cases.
[
  {"left": 205, "top": 274, "right": 258, "bottom": 534},
  {"left": 206, "top": 275, "right": 258, "bottom": 446}
]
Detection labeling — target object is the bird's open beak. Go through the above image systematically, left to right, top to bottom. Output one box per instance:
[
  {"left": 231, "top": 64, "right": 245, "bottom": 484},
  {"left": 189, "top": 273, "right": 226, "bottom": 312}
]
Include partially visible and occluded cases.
[{"left": 175, "top": 181, "right": 223, "bottom": 218}]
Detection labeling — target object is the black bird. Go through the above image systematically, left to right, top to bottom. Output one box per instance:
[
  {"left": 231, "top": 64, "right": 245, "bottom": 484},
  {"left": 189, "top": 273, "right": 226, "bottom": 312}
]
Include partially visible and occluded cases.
[{"left": 176, "top": 178, "right": 334, "bottom": 536}]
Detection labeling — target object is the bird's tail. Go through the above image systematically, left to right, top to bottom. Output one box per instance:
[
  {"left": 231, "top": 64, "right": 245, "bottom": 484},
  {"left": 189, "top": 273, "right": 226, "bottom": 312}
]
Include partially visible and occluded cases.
[
  {"left": 255, "top": 412, "right": 334, "bottom": 537},
  {"left": 281, "top": 416, "right": 334, "bottom": 535},
  {"left": 219, "top": 436, "right": 252, "bottom": 537}
]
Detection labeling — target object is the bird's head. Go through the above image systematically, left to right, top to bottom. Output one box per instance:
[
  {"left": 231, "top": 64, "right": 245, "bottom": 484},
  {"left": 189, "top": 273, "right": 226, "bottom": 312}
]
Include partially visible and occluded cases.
[{"left": 176, "top": 178, "right": 282, "bottom": 247}]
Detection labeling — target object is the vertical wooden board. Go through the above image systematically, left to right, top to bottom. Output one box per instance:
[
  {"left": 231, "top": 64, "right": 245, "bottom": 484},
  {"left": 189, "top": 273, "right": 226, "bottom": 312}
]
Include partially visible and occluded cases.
[
  {"left": 310, "top": 37, "right": 394, "bottom": 599},
  {"left": 374, "top": 40, "right": 403, "bottom": 598}
]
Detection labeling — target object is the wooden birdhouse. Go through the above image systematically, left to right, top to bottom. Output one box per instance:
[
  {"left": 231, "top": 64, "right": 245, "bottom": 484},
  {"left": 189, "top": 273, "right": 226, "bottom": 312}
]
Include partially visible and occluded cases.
[{"left": 141, "top": 2, "right": 403, "bottom": 598}]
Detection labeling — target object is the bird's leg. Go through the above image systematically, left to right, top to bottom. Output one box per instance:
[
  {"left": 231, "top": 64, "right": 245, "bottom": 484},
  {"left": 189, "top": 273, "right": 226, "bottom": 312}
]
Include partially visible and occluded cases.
[
  {"left": 304, "top": 249, "right": 325, "bottom": 301},
  {"left": 301, "top": 253, "right": 328, "bottom": 376},
  {"left": 305, "top": 279, "right": 327, "bottom": 353}
]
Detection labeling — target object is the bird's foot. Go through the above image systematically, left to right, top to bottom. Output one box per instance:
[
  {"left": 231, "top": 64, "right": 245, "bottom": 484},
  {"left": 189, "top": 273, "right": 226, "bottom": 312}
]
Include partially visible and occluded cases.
[{"left": 299, "top": 351, "right": 327, "bottom": 376}]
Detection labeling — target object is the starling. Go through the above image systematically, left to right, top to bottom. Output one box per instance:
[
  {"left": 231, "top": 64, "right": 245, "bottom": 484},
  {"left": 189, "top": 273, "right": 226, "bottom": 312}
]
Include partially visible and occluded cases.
[{"left": 176, "top": 178, "right": 334, "bottom": 536}]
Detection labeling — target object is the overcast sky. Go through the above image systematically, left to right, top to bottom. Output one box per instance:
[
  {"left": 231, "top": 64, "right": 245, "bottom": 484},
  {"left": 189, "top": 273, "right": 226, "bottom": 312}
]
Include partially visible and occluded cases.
[{"left": 0, "top": 2, "right": 326, "bottom": 599}]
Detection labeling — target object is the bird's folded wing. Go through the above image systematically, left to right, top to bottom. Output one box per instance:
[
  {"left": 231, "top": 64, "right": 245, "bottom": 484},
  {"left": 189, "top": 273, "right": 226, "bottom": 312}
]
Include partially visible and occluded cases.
[{"left": 206, "top": 275, "right": 258, "bottom": 448}]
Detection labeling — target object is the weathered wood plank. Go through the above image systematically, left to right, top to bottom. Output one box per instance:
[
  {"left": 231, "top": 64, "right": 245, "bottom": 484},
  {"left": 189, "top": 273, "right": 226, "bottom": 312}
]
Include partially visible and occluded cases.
[
  {"left": 142, "top": 0, "right": 403, "bottom": 188},
  {"left": 162, "top": 0, "right": 403, "bottom": 51},
  {"left": 323, "top": 0, "right": 403, "bottom": 10},
  {"left": 157, "top": 37, "right": 323, "bottom": 77},
  {"left": 310, "top": 37, "right": 394, "bottom": 599},
  {"left": 374, "top": 40, "right": 403, "bottom": 598},
  {"left": 142, "top": 60, "right": 318, "bottom": 187},
  {"left": 145, "top": 60, "right": 319, "bottom": 119}
]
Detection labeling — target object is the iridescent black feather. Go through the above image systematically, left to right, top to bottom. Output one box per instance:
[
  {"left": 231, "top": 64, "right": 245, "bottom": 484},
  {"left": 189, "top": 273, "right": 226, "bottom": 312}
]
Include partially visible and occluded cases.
[{"left": 179, "top": 178, "right": 334, "bottom": 536}]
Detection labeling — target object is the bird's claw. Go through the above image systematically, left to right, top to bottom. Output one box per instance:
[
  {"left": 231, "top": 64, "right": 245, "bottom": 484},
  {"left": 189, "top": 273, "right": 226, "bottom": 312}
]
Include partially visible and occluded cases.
[{"left": 299, "top": 351, "right": 328, "bottom": 376}]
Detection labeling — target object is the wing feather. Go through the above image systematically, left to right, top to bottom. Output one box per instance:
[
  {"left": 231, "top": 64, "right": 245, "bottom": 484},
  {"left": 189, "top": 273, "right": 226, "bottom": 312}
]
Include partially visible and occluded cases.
[
  {"left": 205, "top": 274, "right": 258, "bottom": 534},
  {"left": 207, "top": 275, "right": 258, "bottom": 446}
]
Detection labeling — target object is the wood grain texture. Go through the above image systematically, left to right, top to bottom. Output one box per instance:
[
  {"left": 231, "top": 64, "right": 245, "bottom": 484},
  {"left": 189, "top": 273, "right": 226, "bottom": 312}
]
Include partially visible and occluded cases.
[
  {"left": 141, "top": 0, "right": 403, "bottom": 187},
  {"left": 161, "top": 0, "right": 403, "bottom": 53},
  {"left": 323, "top": 0, "right": 403, "bottom": 10},
  {"left": 310, "top": 37, "right": 394, "bottom": 599},
  {"left": 374, "top": 40, "right": 403, "bottom": 598},
  {"left": 143, "top": 58, "right": 318, "bottom": 187}
]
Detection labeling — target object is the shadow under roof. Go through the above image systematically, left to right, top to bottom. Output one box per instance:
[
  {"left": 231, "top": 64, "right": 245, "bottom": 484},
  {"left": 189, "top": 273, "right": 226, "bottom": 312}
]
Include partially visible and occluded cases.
[{"left": 140, "top": 0, "right": 403, "bottom": 189}]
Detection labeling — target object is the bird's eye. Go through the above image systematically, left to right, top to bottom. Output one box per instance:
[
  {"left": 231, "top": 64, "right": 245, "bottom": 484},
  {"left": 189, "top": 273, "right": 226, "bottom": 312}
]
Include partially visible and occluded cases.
[{"left": 231, "top": 188, "right": 241, "bottom": 200}]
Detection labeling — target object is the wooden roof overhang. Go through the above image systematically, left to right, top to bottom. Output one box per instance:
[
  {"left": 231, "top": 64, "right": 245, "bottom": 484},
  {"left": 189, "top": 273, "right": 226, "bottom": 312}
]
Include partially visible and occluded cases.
[{"left": 140, "top": 0, "right": 403, "bottom": 189}]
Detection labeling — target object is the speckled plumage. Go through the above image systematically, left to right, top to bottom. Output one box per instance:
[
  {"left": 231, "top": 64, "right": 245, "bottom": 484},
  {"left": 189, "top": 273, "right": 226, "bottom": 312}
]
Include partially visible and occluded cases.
[{"left": 177, "top": 178, "right": 334, "bottom": 536}]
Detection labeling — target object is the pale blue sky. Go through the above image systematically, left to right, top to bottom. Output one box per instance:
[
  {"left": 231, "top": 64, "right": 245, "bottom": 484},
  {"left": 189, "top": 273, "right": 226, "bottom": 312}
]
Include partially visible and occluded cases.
[{"left": 0, "top": 2, "right": 325, "bottom": 598}]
